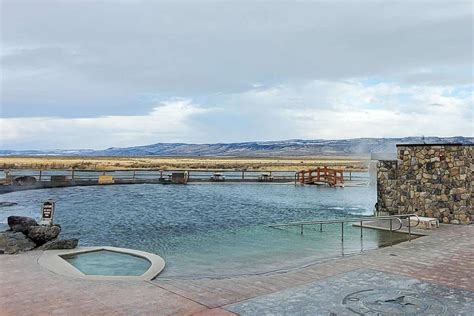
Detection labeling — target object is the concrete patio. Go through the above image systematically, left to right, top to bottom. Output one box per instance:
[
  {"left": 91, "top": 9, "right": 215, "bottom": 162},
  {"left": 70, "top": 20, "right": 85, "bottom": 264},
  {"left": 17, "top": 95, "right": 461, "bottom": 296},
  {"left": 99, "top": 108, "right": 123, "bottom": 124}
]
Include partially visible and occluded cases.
[{"left": 1, "top": 224, "right": 473, "bottom": 315}]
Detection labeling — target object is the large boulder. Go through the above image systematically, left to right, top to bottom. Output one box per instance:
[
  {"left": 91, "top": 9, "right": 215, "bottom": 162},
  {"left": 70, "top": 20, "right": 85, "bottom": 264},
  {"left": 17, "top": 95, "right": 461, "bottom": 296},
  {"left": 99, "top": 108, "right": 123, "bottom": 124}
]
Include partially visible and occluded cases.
[
  {"left": 7, "top": 216, "right": 38, "bottom": 234},
  {"left": 27, "top": 225, "right": 61, "bottom": 245},
  {"left": 0, "top": 231, "right": 36, "bottom": 254},
  {"left": 38, "top": 238, "right": 78, "bottom": 250}
]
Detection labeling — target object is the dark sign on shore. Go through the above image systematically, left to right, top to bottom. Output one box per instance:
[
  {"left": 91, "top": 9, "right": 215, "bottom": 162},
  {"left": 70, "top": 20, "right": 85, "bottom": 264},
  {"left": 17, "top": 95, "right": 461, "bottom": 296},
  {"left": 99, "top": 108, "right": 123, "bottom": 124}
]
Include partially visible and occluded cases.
[{"left": 40, "top": 200, "right": 55, "bottom": 225}]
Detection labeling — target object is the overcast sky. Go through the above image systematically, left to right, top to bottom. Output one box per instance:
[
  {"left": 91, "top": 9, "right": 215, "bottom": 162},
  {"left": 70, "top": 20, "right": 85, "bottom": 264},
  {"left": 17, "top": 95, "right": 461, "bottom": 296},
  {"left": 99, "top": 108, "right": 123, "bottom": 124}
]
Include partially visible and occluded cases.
[{"left": 1, "top": 0, "right": 473, "bottom": 150}]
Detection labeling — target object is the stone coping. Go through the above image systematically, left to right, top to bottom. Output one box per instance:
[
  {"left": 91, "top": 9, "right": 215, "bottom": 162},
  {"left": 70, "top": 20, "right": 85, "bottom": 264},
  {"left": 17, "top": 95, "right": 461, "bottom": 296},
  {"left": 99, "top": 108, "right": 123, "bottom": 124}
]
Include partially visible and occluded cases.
[
  {"left": 395, "top": 143, "right": 470, "bottom": 146},
  {"left": 38, "top": 246, "right": 165, "bottom": 281}
]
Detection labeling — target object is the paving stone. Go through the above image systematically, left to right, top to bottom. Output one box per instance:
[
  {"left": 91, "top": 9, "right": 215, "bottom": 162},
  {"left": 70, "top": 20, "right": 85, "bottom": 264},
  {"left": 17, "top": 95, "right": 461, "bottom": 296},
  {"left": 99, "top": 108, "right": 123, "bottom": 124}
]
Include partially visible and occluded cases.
[
  {"left": 1, "top": 225, "right": 472, "bottom": 314},
  {"left": 224, "top": 269, "right": 474, "bottom": 315}
]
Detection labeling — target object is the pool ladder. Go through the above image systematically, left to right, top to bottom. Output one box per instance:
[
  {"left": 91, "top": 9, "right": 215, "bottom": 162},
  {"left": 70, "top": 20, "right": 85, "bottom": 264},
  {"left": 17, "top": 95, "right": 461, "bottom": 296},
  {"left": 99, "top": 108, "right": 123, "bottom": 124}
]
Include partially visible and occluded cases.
[{"left": 268, "top": 214, "right": 421, "bottom": 246}]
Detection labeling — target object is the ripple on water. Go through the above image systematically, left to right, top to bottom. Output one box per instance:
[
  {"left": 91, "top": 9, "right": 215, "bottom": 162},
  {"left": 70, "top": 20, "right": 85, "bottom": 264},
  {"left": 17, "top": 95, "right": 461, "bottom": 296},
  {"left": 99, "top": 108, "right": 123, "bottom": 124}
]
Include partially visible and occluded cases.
[{"left": 0, "top": 183, "right": 406, "bottom": 278}]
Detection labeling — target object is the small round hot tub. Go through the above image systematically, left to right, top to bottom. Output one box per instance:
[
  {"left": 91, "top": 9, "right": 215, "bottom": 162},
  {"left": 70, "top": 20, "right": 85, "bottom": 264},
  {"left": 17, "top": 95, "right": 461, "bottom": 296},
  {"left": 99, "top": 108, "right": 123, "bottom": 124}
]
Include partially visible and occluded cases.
[
  {"left": 38, "top": 246, "right": 165, "bottom": 281},
  {"left": 62, "top": 249, "right": 152, "bottom": 276}
]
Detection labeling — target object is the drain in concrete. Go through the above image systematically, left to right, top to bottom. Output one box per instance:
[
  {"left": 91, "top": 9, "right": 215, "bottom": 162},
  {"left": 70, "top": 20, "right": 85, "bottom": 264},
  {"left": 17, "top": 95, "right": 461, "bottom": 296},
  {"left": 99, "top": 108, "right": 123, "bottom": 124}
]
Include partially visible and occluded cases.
[{"left": 342, "top": 288, "right": 448, "bottom": 315}]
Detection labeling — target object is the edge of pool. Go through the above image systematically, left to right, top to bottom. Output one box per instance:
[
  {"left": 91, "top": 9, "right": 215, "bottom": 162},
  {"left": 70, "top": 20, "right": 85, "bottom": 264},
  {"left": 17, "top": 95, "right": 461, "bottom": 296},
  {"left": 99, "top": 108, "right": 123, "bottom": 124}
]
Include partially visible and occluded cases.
[{"left": 37, "top": 246, "right": 166, "bottom": 281}]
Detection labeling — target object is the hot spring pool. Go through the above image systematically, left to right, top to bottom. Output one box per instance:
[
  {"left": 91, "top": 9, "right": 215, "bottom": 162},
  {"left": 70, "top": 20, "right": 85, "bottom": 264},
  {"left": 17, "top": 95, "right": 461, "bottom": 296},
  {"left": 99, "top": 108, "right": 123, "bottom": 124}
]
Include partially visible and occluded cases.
[
  {"left": 1, "top": 182, "right": 411, "bottom": 278},
  {"left": 62, "top": 249, "right": 151, "bottom": 276}
]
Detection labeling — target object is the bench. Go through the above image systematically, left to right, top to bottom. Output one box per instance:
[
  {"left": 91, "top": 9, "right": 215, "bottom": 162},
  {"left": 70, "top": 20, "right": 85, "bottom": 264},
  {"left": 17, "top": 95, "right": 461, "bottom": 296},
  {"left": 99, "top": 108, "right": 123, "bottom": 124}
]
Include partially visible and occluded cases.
[{"left": 410, "top": 216, "right": 439, "bottom": 229}]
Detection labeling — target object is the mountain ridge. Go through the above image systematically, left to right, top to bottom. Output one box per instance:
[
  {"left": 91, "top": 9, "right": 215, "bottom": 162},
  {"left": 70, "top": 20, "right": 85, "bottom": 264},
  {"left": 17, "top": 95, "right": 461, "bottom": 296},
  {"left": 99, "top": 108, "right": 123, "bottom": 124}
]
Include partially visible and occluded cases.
[{"left": 1, "top": 136, "right": 472, "bottom": 157}]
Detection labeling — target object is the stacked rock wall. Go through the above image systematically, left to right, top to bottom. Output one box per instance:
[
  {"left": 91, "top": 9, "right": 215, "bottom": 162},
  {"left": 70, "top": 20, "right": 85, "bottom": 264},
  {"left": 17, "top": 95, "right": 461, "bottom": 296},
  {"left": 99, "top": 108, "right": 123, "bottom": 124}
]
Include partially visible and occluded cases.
[
  {"left": 376, "top": 144, "right": 472, "bottom": 224},
  {"left": 467, "top": 146, "right": 474, "bottom": 204},
  {"left": 376, "top": 160, "right": 398, "bottom": 215}
]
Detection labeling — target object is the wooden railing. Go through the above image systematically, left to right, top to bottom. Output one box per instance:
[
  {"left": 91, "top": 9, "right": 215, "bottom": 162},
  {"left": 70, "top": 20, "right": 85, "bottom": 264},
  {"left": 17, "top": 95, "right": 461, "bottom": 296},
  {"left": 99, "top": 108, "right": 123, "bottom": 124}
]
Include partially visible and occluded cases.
[{"left": 295, "top": 167, "right": 344, "bottom": 186}]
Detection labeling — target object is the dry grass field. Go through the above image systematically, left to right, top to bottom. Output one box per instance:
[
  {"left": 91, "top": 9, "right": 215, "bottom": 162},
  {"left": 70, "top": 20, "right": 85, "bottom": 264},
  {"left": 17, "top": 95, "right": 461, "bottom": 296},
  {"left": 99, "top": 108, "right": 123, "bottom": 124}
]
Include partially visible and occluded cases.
[{"left": 0, "top": 156, "right": 368, "bottom": 171}]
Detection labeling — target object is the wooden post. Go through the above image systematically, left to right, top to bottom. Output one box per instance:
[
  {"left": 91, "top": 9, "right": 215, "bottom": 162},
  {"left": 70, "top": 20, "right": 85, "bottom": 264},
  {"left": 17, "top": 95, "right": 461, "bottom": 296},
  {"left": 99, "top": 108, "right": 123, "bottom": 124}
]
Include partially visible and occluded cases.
[
  {"left": 71, "top": 169, "right": 75, "bottom": 180},
  {"left": 39, "top": 170, "right": 42, "bottom": 181},
  {"left": 242, "top": 170, "right": 245, "bottom": 180}
]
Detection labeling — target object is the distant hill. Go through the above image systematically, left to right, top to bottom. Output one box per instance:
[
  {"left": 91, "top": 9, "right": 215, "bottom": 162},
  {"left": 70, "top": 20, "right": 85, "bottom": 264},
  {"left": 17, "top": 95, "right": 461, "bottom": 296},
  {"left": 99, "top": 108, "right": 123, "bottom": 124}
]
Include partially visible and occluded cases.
[{"left": 1, "top": 137, "right": 472, "bottom": 157}]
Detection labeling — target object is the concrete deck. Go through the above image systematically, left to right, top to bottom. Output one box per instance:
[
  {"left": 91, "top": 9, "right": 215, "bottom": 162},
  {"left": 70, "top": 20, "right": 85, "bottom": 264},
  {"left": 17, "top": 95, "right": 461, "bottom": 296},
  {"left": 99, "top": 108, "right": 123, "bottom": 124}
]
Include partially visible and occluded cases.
[{"left": 1, "top": 224, "right": 473, "bottom": 315}]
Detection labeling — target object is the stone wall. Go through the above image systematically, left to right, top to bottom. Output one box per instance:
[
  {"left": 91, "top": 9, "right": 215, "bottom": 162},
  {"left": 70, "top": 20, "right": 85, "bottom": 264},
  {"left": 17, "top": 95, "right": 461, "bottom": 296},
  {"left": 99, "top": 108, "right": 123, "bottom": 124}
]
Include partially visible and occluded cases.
[
  {"left": 376, "top": 144, "right": 472, "bottom": 224},
  {"left": 468, "top": 145, "right": 474, "bottom": 204},
  {"left": 376, "top": 160, "right": 398, "bottom": 215}
]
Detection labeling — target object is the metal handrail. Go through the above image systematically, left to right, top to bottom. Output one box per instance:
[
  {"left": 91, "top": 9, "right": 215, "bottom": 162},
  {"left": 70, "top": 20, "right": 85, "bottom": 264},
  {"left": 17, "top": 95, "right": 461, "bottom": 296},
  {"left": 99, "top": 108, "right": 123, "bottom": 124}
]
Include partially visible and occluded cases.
[{"left": 268, "top": 213, "right": 421, "bottom": 247}]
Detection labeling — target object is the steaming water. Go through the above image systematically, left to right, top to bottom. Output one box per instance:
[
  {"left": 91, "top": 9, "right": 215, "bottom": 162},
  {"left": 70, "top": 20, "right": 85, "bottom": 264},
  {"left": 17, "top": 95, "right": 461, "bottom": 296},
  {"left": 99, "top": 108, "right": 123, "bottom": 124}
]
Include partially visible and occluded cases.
[
  {"left": 0, "top": 182, "right": 409, "bottom": 278},
  {"left": 62, "top": 250, "right": 151, "bottom": 276}
]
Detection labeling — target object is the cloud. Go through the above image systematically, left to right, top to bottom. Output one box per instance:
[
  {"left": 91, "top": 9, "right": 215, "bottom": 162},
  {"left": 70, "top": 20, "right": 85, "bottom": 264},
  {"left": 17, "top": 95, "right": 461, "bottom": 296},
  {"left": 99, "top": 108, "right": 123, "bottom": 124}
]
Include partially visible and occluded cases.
[
  {"left": 1, "top": 0, "right": 472, "bottom": 118},
  {"left": 0, "top": 1, "right": 472, "bottom": 149},
  {"left": 2, "top": 79, "right": 471, "bottom": 150},
  {"left": 203, "top": 80, "right": 473, "bottom": 141},
  {"left": 0, "top": 99, "right": 210, "bottom": 149}
]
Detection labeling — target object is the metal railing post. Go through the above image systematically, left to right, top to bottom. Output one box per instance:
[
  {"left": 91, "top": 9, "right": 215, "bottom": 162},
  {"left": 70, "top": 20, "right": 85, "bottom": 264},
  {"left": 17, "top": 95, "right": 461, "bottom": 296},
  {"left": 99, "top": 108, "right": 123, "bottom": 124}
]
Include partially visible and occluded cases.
[
  {"left": 268, "top": 214, "right": 417, "bottom": 250},
  {"left": 408, "top": 216, "right": 411, "bottom": 242},
  {"left": 390, "top": 219, "right": 393, "bottom": 247},
  {"left": 341, "top": 222, "right": 344, "bottom": 241}
]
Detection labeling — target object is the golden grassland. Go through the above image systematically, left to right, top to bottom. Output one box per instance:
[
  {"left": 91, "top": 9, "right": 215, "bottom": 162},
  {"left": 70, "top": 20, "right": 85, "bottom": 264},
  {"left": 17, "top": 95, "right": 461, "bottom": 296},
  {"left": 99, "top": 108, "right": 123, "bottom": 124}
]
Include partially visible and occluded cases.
[{"left": 0, "top": 156, "right": 369, "bottom": 171}]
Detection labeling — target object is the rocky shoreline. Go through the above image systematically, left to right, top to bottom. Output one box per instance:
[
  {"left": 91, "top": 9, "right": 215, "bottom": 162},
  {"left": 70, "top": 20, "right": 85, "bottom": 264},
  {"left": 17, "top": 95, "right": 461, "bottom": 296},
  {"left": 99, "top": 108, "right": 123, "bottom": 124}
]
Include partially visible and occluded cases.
[{"left": 0, "top": 216, "right": 78, "bottom": 254}]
